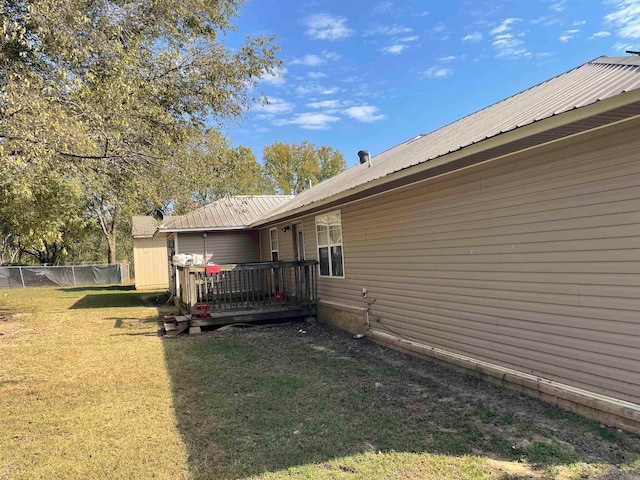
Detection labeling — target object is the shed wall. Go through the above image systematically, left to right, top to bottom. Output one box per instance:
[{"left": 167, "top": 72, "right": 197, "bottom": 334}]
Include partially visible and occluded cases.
[
  {"left": 261, "top": 118, "right": 640, "bottom": 405},
  {"left": 133, "top": 236, "right": 169, "bottom": 290}
]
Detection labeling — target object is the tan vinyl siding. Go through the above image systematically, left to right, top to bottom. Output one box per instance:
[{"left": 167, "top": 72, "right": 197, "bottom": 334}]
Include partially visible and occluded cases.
[
  {"left": 311, "top": 118, "right": 640, "bottom": 405},
  {"left": 259, "top": 224, "right": 299, "bottom": 261},
  {"left": 279, "top": 225, "right": 295, "bottom": 261},
  {"left": 260, "top": 228, "right": 269, "bottom": 262},
  {"left": 176, "top": 231, "right": 260, "bottom": 264},
  {"left": 133, "top": 236, "right": 169, "bottom": 290}
]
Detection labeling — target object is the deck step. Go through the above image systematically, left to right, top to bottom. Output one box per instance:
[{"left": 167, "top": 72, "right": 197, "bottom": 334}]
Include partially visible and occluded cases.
[
  {"left": 175, "top": 315, "right": 190, "bottom": 323},
  {"left": 164, "top": 322, "right": 178, "bottom": 331}
]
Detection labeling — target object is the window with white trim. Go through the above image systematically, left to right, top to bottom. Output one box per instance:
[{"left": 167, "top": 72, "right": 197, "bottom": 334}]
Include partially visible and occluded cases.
[
  {"left": 315, "top": 211, "right": 344, "bottom": 277},
  {"left": 269, "top": 228, "right": 279, "bottom": 261}
]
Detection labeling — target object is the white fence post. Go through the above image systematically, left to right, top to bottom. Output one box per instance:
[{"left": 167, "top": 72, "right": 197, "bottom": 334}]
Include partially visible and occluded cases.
[
  {"left": 71, "top": 265, "right": 77, "bottom": 287},
  {"left": 18, "top": 267, "right": 25, "bottom": 288}
]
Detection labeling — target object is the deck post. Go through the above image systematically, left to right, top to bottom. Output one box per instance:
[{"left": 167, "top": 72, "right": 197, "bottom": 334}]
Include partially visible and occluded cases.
[{"left": 188, "top": 269, "right": 197, "bottom": 310}]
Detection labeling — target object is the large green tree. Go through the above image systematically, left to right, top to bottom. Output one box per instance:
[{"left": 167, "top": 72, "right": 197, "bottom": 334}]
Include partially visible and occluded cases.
[
  {"left": 1, "top": 0, "right": 281, "bottom": 263},
  {"left": 169, "top": 129, "right": 275, "bottom": 215},
  {"left": 263, "top": 141, "right": 346, "bottom": 195},
  {"left": 0, "top": 171, "right": 89, "bottom": 264}
]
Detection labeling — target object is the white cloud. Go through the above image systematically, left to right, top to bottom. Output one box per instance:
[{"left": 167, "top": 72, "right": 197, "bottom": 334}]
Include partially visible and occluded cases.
[
  {"left": 605, "top": 0, "right": 640, "bottom": 39},
  {"left": 549, "top": 1, "right": 566, "bottom": 12},
  {"left": 372, "top": 2, "right": 393, "bottom": 14},
  {"left": 412, "top": 11, "right": 429, "bottom": 17},
  {"left": 306, "top": 13, "right": 354, "bottom": 40},
  {"left": 531, "top": 15, "right": 563, "bottom": 26},
  {"left": 490, "top": 18, "right": 530, "bottom": 59},
  {"left": 491, "top": 18, "right": 522, "bottom": 35},
  {"left": 573, "top": 20, "right": 587, "bottom": 26},
  {"left": 431, "top": 22, "right": 451, "bottom": 41},
  {"left": 364, "top": 24, "right": 413, "bottom": 36},
  {"left": 559, "top": 29, "right": 580, "bottom": 42},
  {"left": 462, "top": 31, "right": 483, "bottom": 43},
  {"left": 590, "top": 31, "right": 612, "bottom": 39},
  {"left": 493, "top": 34, "right": 530, "bottom": 58},
  {"left": 400, "top": 35, "right": 419, "bottom": 42},
  {"left": 613, "top": 41, "right": 635, "bottom": 52},
  {"left": 380, "top": 44, "right": 408, "bottom": 55},
  {"left": 291, "top": 51, "right": 341, "bottom": 68},
  {"left": 322, "top": 51, "right": 342, "bottom": 61},
  {"left": 291, "top": 54, "right": 325, "bottom": 67},
  {"left": 439, "top": 55, "right": 456, "bottom": 62},
  {"left": 260, "top": 67, "right": 287, "bottom": 86},
  {"left": 421, "top": 67, "right": 453, "bottom": 79},
  {"left": 308, "top": 71, "right": 327, "bottom": 79},
  {"left": 296, "top": 84, "right": 340, "bottom": 96},
  {"left": 320, "top": 86, "right": 340, "bottom": 95},
  {"left": 253, "top": 97, "right": 295, "bottom": 116},
  {"left": 306, "top": 99, "right": 343, "bottom": 109},
  {"left": 343, "top": 105, "right": 386, "bottom": 122},
  {"left": 274, "top": 112, "right": 340, "bottom": 130}
]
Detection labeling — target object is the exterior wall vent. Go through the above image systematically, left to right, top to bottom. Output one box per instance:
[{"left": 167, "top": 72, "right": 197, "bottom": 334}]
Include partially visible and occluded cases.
[{"left": 358, "top": 150, "right": 372, "bottom": 167}]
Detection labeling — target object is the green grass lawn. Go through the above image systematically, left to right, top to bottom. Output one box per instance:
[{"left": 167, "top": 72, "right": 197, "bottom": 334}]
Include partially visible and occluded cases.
[{"left": 1, "top": 286, "right": 639, "bottom": 480}]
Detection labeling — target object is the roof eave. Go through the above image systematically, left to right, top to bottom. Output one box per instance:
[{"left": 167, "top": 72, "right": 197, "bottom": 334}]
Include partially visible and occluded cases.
[
  {"left": 251, "top": 88, "right": 640, "bottom": 228},
  {"left": 159, "top": 225, "right": 252, "bottom": 233}
]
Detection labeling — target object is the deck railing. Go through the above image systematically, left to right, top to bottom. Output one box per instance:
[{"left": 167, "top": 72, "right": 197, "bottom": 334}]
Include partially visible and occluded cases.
[{"left": 177, "top": 260, "right": 318, "bottom": 313}]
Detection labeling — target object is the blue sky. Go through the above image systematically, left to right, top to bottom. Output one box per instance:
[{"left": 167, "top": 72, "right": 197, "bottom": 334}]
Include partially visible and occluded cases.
[{"left": 225, "top": 0, "right": 640, "bottom": 167}]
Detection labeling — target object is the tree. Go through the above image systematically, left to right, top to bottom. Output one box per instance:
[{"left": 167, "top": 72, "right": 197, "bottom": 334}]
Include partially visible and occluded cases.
[
  {"left": 0, "top": 0, "right": 281, "bottom": 262},
  {"left": 171, "top": 130, "right": 275, "bottom": 214},
  {"left": 263, "top": 141, "right": 346, "bottom": 195},
  {"left": 0, "top": 170, "right": 89, "bottom": 264}
]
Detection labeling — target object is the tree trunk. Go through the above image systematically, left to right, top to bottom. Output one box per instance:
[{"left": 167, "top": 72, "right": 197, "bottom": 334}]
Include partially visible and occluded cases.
[{"left": 107, "top": 231, "right": 117, "bottom": 264}]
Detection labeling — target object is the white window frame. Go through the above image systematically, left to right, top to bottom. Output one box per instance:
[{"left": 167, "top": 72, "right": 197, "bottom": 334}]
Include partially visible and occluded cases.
[
  {"left": 315, "top": 210, "right": 345, "bottom": 278},
  {"left": 269, "top": 228, "right": 279, "bottom": 261}
]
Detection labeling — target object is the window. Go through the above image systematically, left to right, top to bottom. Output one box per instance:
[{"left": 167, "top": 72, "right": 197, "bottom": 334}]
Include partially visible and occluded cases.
[
  {"left": 315, "top": 211, "right": 344, "bottom": 277},
  {"left": 269, "top": 228, "right": 279, "bottom": 261}
]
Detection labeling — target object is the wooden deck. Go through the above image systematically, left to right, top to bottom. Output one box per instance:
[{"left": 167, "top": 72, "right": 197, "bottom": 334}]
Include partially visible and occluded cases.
[{"left": 174, "top": 260, "right": 318, "bottom": 330}]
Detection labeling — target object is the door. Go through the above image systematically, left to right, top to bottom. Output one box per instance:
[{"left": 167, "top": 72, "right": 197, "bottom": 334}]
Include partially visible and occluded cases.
[
  {"left": 293, "top": 223, "right": 309, "bottom": 301},
  {"left": 294, "top": 223, "right": 305, "bottom": 260}
]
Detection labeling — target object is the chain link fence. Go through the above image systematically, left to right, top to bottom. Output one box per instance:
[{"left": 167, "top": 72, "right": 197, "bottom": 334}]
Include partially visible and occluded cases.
[{"left": 0, "top": 262, "right": 129, "bottom": 289}]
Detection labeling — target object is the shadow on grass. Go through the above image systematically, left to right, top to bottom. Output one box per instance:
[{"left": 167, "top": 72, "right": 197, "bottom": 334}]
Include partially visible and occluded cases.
[
  {"left": 59, "top": 285, "right": 135, "bottom": 293},
  {"left": 68, "top": 289, "right": 169, "bottom": 310},
  {"left": 69, "top": 293, "right": 149, "bottom": 309},
  {"left": 107, "top": 316, "right": 159, "bottom": 327},
  {"left": 108, "top": 316, "right": 161, "bottom": 336},
  {"left": 161, "top": 324, "right": 640, "bottom": 480}
]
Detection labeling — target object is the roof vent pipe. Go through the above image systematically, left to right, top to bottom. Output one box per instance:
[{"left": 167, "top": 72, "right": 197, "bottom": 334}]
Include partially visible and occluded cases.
[{"left": 358, "top": 150, "right": 372, "bottom": 167}]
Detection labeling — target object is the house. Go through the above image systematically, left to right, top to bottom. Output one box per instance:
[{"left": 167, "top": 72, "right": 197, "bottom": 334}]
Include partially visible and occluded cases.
[
  {"left": 133, "top": 56, "right": 640, "bottom": 431},
  {"left": 132, "top": 195, "right": 293, "bottom": 291}
]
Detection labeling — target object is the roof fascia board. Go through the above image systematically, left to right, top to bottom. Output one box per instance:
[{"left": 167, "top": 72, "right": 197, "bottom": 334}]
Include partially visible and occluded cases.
[
  {"left": 251, "top": 89, "right": 640, "bottom": 228},
  {"left": 159, "top": 226, "right": 253, "bottom": 233}
]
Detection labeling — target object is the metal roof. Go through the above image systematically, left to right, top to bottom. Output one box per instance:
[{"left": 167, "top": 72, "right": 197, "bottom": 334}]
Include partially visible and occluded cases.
[
  {"left": 257, "top": 56, "right": 640, "bottom": 224},
  {"left": 160, "top": 195, "right": 294, "bottom": 231},
  {"left": 132, "top": 216, "right": 159, "bottom": 238}
]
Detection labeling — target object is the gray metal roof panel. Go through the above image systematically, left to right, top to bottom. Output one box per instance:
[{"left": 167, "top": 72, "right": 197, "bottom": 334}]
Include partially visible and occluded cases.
[
  {"left": 161, "top": 195, "right": 294, "bottom": 230},
  {"left": 131, "top": 216, "right": 159, "bottom": 237}
]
